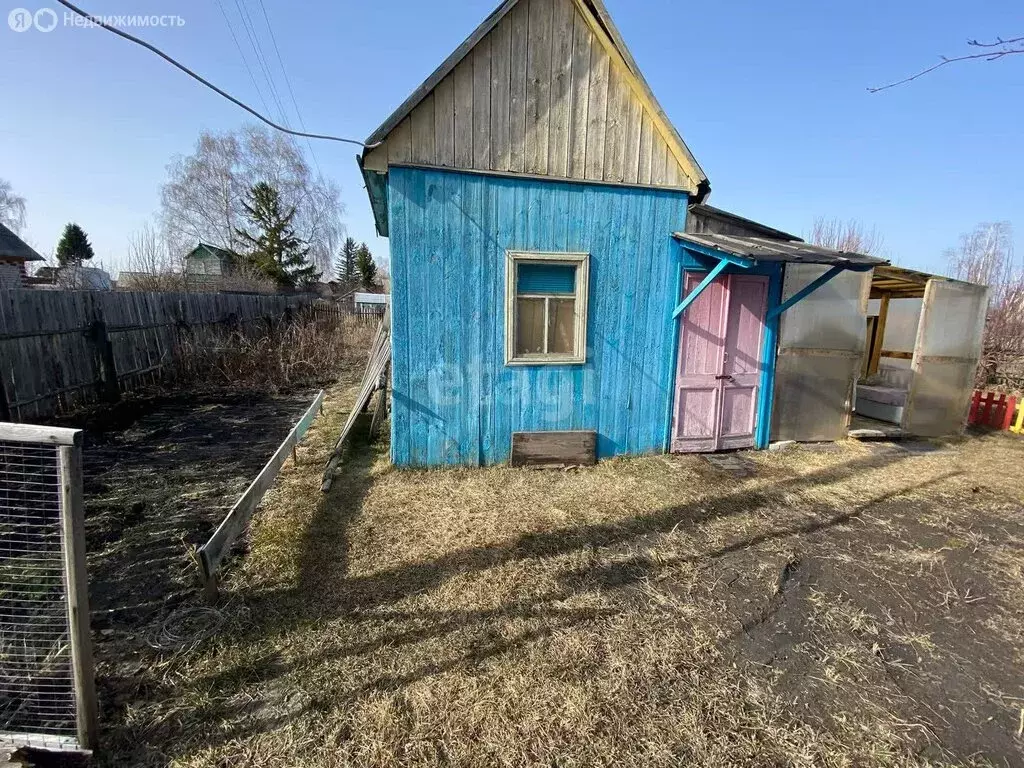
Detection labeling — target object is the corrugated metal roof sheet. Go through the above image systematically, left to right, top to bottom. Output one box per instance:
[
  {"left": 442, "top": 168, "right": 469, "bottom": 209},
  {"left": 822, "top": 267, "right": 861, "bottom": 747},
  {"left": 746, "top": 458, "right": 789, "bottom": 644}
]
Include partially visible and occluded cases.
[
  {"left": 0, "top": 223, "right": 44, "bottom": 261},
  {"left": 674, "top": 232, "right": 888, "bottom": 268}
]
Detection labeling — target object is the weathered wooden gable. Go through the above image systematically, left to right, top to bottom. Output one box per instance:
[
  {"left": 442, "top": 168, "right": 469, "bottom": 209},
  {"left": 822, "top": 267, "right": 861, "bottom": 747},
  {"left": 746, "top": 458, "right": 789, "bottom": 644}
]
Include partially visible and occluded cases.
[{"left": 362, "top": 0, "right": 705, "bottom": 193}]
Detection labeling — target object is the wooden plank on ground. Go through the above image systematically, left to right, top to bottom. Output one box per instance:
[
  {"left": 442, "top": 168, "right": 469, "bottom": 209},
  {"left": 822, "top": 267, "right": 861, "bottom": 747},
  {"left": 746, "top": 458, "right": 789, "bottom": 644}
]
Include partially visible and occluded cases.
[
  {"left": 198, "top": 389, "right": 325, "bottom": 596},
  {"left": 511, "top": 430, "right": 597, "bottom": 467}
]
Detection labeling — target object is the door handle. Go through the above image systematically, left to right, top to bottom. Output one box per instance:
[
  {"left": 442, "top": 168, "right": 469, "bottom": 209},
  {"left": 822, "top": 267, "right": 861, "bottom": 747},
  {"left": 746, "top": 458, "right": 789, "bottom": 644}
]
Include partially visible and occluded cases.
[{"left": 715, "top": 374, "right": 734, "bottom": 381}]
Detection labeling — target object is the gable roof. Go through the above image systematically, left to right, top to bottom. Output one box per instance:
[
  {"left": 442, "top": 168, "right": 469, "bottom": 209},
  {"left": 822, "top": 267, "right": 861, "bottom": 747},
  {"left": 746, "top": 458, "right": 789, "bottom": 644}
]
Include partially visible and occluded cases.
[
  {"left": 361, "top": 0, "right": 709, "bottom": 235},
  {"left": 0, "top": 223, "right": 44, "bottom": 261},
  {"left": 186, "top": 242, "right": 234, "bottom": 261}
]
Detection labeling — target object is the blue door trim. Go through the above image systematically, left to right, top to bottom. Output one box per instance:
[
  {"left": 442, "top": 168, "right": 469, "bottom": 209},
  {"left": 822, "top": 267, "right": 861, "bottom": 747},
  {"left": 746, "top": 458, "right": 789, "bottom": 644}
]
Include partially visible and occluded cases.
[{"left": 667, "top": 240, "right": 782, "bottom": 452}]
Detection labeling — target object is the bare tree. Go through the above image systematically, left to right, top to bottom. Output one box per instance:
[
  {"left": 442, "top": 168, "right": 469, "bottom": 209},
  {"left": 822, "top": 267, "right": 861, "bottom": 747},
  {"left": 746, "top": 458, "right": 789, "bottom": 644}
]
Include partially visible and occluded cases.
[
  {"left": 870, "top": 35, "right": 1024, "bottom": 92},
  {"left": 160, "top": 124, "right": 343, "bottom": 273},
  {"left": 0, "top": 179, "right": 27, "bottom": 234},
  {"left": 808, "top": 217, "right": 885, "bottom": 255},
  {"left": 945, "top": 222, "right": 1024, "bottom": 387},
  {"left": 122, "top": 223, "right": 186, "bottom": 291}
]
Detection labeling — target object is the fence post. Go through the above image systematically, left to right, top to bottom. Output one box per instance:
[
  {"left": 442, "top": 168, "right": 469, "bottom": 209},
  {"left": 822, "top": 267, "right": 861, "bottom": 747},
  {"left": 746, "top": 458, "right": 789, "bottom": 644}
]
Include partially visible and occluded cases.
[
  {"left": 89, "top": 320, "right": 120, "bottom": 403},
  {"left": 0, "top": 377, "right": 10, "bottom": 422},
  {"left": 58, "top": 442, "right": 99, "bottom": 751}
]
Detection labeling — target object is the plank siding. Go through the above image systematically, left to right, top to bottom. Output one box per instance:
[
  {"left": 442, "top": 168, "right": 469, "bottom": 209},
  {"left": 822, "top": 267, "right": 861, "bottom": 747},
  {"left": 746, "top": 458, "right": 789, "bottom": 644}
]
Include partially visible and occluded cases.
[
  {"left": 362, "top": 0, "right": 697, "bottom": 191},
  {"left": 508, "top": 0, "right": 529, "bottom": 173},
  {"left": 524, "top": 0, "right": 553, "bottom": 175},
  {"left": 548, "top": 0, "right": 574, "bottom": 177},
  {"left": 568, "top": 10, "right": 592, "bottom": 178},
  {"left": 490, "top": 14, "right": 513, "bottom": 172},
  {"left": 472, "top": 40, "right": 492, "bottom": 169},
  {"left": 584, "top": 40, "right": 609, "bottom": 181},
  {"left": 453, "top": 58, "right": 475, "bottom": 167},
  {"left": 434, "top": 75, "right": 455, "bottom": 166},
  {"left": 388, "top": 165, "right": 690, "bottom": 466}
]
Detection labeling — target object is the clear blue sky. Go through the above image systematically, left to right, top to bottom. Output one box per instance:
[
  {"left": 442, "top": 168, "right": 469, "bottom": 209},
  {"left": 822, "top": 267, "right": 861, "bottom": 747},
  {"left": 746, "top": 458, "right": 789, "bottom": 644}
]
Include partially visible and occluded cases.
[{"left": 1, "top": 0, "right": 1021, "bottom": 276}]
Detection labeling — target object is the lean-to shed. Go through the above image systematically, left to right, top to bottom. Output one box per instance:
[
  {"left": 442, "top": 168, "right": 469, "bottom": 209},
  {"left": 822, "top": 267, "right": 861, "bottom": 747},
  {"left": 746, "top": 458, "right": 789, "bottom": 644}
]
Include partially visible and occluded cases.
[{"left": 358, "top": 0, "right": 977, "bottom": 467}]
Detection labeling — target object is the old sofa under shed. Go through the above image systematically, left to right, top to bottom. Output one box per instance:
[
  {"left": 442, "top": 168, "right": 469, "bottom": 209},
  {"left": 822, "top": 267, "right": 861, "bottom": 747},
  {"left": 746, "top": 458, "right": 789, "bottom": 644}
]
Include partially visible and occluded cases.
[{"left": 357, "top": 0, "right": 958, "bottom": 467}]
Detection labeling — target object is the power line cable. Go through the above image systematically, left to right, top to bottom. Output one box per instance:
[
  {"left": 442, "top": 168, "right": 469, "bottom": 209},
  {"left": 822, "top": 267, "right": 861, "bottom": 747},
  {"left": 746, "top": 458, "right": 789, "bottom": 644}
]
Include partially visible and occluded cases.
[
  {"left": 54, "top": 0, "right": 375, "bottom": 148},
  {"left": 211, "top": 0, "right": 275, "bottom": 120},
  {"left": 230, "top": 0, "right": 290, "bottom": 125},
  {"left": 254, "top": 0, "right": 323, "bottom": 177}
]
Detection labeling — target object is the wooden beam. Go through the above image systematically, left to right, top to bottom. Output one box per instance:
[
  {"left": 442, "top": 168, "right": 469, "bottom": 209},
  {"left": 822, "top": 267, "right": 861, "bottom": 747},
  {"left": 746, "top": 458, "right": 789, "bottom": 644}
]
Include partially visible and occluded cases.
[
  {"left": 679, "top": 240, "right": 756, "bottom": 269},
  {"left": 672, "top": 258, "right": 728, "bottom": 319},
  {"left": 767, "top": 265, "right": 845, "bottom": 320},
  {"left": 868, "top": 293, "right": 889, "bottom": 376},
  {"left": 198, "top": 389, "right": 325, "bottom": 597},
  {"left": 0, "top": 423, "right": 82, "bottom": 445},
  {"left": 59, "top": 444, "right": 98, "bottom": 751}
]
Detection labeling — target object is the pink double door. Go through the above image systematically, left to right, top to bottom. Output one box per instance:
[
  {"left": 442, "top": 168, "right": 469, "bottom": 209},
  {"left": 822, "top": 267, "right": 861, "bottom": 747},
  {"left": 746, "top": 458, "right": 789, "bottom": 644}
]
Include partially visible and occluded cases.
[{"left": 671, "top": 272, "right": 768, "bottom": 453}]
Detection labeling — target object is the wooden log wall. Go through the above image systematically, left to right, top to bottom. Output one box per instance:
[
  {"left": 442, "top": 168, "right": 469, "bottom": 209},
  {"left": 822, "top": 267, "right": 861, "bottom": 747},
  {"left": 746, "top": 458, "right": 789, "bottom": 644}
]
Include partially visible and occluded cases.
[{"left": 0, "top": 290, "right": 311, "bottom": 422}]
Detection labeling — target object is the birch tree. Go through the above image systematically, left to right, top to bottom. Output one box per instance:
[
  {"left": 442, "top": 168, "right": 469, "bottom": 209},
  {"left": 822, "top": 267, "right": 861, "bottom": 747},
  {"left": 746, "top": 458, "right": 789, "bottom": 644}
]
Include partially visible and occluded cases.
[{"left": 160, "top": 124, "right": 343, "bottom": 272}]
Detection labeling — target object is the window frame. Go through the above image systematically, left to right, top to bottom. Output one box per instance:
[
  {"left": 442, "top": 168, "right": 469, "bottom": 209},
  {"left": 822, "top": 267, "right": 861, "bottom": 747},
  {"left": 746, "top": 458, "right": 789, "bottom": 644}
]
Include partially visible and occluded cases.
[{"left": 504, "top": 250, "right": 590, "bottom": 366}]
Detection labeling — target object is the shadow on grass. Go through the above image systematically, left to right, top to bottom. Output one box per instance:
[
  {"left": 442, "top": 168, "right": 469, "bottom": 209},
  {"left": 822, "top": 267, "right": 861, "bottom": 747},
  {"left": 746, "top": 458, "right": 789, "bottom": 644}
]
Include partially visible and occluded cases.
[{"left": 142, "top": 440, "right": 974, "bottom": 764}]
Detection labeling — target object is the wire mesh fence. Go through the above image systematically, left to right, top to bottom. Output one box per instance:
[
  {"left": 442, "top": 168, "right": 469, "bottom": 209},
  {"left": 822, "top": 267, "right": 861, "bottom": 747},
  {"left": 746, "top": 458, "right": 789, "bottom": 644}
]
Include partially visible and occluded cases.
[{"left": 0, "top": 426, "right": 96, "bottom": 753}]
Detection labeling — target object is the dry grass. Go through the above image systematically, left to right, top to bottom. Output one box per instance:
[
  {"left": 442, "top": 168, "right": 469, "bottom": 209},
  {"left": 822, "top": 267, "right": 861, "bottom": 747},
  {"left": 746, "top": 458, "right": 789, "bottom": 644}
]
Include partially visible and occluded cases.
[
  {"left": 174, "top": 312, "right": 377, "bottom": 392},
  {"left": 95, "top": 401, "right": 1024, "bottom": 767}
]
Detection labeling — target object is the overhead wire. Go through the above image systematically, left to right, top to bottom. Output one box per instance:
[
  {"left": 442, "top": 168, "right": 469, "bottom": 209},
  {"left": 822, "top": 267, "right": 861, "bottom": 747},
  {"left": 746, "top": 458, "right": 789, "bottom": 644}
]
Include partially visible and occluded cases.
[
  {"left": 53, "top": 0, "right": 375, "bottom": 148},
  {"left": 211, "top": 0, "right": 276, "bottom": 121},
  {"left": 254, "top": 0, "right": 324, "bottom": 178}
]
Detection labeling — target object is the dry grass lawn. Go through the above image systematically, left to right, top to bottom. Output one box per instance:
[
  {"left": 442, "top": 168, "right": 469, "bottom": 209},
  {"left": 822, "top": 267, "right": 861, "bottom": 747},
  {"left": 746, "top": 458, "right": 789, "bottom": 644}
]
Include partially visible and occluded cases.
[{"left": 97, "top": 388, "right": 1024, "bottom": 767}]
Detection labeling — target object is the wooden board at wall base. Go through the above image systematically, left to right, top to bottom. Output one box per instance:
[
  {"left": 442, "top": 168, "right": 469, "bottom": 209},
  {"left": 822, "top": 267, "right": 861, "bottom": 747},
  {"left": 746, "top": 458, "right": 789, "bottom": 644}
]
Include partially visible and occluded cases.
[{"left": 511, "top": 430, "right": 597, "bottom": 467}]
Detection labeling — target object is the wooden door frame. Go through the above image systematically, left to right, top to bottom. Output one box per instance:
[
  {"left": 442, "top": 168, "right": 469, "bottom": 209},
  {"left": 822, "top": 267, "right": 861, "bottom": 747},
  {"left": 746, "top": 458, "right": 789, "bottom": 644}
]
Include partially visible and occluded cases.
[{"left": 664, "top": 257, "right": 783, "bottom": 453}]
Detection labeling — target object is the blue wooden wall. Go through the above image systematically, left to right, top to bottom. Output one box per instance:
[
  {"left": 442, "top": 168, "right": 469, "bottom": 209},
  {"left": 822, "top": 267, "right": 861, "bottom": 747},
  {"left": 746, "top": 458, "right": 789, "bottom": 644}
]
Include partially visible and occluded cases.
[{"left": 387, "top": 165, "right": 690, "bottom": 466}]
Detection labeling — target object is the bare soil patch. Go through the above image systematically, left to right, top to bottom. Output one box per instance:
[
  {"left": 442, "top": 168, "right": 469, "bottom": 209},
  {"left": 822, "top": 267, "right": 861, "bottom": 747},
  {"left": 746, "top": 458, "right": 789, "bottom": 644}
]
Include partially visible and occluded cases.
[{"left": 89, "top": 398, "right": 1024, "bottom": 767}]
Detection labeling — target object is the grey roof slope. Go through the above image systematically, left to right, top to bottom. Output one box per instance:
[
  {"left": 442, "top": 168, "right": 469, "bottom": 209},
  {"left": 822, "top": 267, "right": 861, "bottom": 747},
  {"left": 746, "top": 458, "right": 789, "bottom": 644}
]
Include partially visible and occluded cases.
[
  {"left": 0, "top": 223, "right": 44, "bottom": 261},
  {"left": 674, "top": 231, "right": 888, "bottom": 268}
]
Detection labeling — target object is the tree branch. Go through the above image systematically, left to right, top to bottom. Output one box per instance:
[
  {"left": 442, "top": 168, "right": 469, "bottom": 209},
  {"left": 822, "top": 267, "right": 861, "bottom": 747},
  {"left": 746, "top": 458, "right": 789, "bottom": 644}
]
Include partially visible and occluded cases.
[{"left": 869, "top": 36, "right": 1024, "bottom": 92}]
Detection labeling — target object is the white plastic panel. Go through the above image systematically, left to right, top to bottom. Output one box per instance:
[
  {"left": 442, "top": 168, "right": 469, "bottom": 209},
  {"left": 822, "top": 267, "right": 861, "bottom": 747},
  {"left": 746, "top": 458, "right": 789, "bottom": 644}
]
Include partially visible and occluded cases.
[
  {"left": 772, "top": 265, "right": 870, "bottom": 442},
  {"left": 778, "top": 265, "right": 869, "bottom": 352},
  {"left": 904, "top": 280, "right": 988, "bottom": 436},
  {"left": 880, "top": 298, "right": 922, "bottom": 353}
]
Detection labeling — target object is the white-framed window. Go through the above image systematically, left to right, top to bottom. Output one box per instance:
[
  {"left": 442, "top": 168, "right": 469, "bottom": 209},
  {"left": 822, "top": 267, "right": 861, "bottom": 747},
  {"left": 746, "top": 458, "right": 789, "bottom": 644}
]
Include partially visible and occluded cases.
[{"left": 505, "top": 251, "right": 589, "bottom": 365}]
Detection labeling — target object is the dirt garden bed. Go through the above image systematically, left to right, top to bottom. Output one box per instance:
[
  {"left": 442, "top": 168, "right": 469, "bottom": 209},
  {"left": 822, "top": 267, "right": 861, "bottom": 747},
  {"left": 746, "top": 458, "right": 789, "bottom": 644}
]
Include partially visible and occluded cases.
[{"left": 88, "top": 393, "right": 1024, "bottom": 767}]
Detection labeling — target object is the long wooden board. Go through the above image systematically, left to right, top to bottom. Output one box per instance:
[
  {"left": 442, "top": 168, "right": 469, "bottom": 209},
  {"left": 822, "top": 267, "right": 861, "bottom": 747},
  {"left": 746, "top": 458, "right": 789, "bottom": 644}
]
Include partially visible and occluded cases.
[{"left": 198, "top": 389, "right": 325, "bottom": 596}]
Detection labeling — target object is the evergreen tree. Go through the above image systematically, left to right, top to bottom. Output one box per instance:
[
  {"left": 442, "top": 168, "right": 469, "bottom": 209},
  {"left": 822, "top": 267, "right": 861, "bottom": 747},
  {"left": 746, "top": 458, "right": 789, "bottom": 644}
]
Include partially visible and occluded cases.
[
  {"left": 235, "top": 182, "right": 320, "bottom": 287},
  {"left": 55, "top": 223, "right": 95, "bottom": 266},
  {"left": 334, "top": 237, "right": 358, "bottom": 285},
  {"left": 356, "top": 242, "right": 377, "bottom": 290}
]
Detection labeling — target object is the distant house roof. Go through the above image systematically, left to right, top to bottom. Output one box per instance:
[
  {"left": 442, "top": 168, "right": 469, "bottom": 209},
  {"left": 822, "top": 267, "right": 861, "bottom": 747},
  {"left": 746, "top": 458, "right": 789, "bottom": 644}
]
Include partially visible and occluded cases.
[
  {"left": 0, "top": 223, "right": 44, "bottom": 261},
  {"left": 674, "top": 232, "right": 887, "bottom": 269},
  {"left": 187, "top": 242, "right": 234, "bottom": 261},
  {"left": 354, "top": 292, "right": 389, "bottom": 304}
]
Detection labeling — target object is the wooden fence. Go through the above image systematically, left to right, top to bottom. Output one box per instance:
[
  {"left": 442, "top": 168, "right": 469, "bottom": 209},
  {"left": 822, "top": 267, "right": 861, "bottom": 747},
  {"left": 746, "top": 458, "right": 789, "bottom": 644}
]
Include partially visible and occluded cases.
[{"left": 0, "top": 290, "right": 312, "bottom": 422}]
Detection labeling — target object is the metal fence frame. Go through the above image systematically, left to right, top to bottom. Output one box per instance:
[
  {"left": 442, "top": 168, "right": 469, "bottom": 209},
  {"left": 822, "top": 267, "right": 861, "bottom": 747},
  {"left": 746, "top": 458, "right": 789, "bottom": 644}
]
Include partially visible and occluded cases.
[{"left": 0, "top": 423, "right": 97, "bottom": 753}]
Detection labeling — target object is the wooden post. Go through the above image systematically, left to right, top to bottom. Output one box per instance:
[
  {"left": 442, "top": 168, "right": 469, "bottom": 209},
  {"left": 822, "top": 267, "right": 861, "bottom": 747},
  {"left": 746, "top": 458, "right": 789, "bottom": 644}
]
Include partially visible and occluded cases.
[
  {"left": 868, "top": 293, "right": 889, "bottom": 377},
  {"left": 89, "top": 320, "right": 120, "bottom": 403},
  {"left": 0, "top": 376, "right": 11, "bottom": 422},
  {"left": 58, "top": 442, "right": 98, "bottom": 752}
]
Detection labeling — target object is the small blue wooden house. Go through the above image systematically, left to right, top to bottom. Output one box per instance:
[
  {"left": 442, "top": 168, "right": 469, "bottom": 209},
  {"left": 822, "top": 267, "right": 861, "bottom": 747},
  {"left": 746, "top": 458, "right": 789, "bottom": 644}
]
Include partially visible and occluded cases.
[{"left": 359, "top": 0, "right": 893, "bottom": 467}]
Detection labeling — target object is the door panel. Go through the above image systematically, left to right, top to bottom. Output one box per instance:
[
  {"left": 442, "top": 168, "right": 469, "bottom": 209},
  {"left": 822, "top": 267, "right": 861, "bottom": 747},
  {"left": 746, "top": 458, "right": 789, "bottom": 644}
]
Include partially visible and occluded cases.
[
  {"left": 672, "top": 272, "right": 768, "bottom": 453},
  {"left": 671, "top": 273, "right": 728, "bottom": 452},
  {"left": 719, "top": 276, "right": 768, "bottom": 449}
]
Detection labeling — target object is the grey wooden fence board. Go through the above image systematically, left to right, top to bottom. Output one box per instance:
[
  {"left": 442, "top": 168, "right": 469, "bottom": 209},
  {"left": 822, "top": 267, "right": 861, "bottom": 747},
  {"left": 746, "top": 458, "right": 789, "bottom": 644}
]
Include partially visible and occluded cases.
[{"left": 0, "top": 290, "right": 311, "bottom": 420}]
